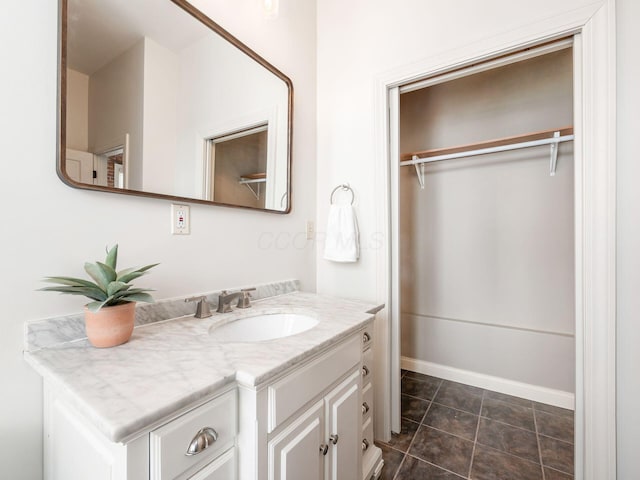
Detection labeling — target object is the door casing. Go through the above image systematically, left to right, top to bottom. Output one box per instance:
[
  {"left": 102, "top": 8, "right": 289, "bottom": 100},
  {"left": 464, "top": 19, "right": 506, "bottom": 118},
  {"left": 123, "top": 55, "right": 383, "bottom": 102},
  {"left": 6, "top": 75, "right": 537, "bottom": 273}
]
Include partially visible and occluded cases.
[{"left": 372, "top": 2, "right": 616, "bottom": 479}]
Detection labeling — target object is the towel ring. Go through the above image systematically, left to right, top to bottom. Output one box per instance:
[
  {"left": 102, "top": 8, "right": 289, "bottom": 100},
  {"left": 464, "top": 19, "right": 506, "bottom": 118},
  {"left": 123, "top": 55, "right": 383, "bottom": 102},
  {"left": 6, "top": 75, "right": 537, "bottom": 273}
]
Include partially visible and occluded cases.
[{"left": 330, "top": 184, "right": 354, "bottom": 205}]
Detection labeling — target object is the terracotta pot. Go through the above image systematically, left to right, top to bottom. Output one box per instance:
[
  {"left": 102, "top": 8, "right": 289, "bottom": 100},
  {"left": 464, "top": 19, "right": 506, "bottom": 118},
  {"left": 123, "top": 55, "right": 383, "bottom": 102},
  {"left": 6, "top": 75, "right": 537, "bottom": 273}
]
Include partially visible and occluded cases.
[{"left": 83, "top": 302, "right": 136, "bottom": 348}]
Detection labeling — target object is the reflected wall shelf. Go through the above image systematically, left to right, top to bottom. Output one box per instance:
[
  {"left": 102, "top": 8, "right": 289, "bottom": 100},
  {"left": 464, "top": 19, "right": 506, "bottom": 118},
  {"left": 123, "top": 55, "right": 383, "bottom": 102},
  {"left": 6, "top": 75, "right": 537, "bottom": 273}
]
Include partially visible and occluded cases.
[{"left": 239, "top": 172, "right": 266, "bottom": 199}]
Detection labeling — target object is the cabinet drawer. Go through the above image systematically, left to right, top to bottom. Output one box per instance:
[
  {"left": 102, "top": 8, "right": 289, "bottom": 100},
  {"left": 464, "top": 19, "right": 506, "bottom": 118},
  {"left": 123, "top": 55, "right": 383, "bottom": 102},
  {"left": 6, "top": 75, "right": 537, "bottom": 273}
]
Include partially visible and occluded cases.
[
  {"left": 361, "top": 328, "right": 373, "bottom": 350},
  {"left": 268, "top": 334, "right": 361, "bottom": 432},
  {"left": 362, "top": 348, "right": 373, "bottom": 382},
  {"left": 362, "top": 382, "right": 373, "bottom": 423},
  {"left": 150, "top": 389, "right": 237, "bottom": 480},
  {"left": 362, "top": 416, "right": 374, "bottom": 457},
  {"left": 189, "top": 448, "right": 235, "bottom": 480}
]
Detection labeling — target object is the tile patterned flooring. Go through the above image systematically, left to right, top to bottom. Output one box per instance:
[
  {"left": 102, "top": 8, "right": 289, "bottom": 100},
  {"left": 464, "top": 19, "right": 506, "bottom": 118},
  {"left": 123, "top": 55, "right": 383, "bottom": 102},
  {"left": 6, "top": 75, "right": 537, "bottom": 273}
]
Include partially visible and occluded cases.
[{"left": 375, "top": 371, "right": 574, "bottom": 480}]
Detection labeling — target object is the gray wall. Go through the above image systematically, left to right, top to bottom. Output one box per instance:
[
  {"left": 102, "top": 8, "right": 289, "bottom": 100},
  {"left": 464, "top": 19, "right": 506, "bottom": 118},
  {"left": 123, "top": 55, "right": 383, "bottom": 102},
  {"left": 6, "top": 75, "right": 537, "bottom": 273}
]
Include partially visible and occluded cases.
[{"left": 399, "top": 49, "right": 575, "bottom": 393}]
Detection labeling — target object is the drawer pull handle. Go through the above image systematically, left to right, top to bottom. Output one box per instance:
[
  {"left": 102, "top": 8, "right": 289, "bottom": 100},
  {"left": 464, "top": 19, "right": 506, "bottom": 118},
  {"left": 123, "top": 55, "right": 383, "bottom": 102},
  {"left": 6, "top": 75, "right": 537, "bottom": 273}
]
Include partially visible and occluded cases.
[
  {"left": 363, "top": 332, "right": 371, "bottom": 343},
  {"left": 362, "top": 365, "right": 370, "bottom": 377},
  {"left": 362, "top": 402, "right": 370, "bottom": 415},
  {"left": 186, "top": 427, "right": 218, "bottom": 456},
  {"left": 329, "top": 434, "right": 339, "bottom": 445},
  {"left": 362, "top": 439, "right": 370, "bottom": 452},
  {"left": 320, "top": 444, "right": 329, "bottom": 456}
]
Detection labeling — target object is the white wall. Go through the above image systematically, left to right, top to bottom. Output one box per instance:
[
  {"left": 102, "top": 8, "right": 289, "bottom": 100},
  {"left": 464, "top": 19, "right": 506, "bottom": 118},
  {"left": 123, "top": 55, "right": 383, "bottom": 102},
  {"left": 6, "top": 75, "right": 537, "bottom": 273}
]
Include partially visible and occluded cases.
[
  {"left": 2, "top": 0, "right": 636, "bottom": 477},
  {"left": 316, "top": 0, "right": 639, "bottom": 475},
  {"left": 0, "top": 1, "right": 316, "bottom": 478},
  {"left": 175, "top": 28, "right": 288, "bottom": 202},
  {"left": 142, "top": 37, "right": 179, "bottom": 195},
  {"left": 89, "top": 40, "right": 145, "bottom": 190},
  {"left": 399, "top": 50, "right": 575, "bottom": 393},
  {"left": 66, "top": 69, "right": 89, "bottom": 151}
]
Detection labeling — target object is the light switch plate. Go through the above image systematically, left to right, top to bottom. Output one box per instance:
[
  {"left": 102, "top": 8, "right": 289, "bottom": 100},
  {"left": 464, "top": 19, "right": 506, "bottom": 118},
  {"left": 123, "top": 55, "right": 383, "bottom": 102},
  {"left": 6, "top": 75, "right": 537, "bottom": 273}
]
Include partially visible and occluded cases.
[
  {"left": 171, "top": 204, "right": 190, "bottom": 235},
  {"left": 306, "top": 220, "right": 315, "bottom": 240}
]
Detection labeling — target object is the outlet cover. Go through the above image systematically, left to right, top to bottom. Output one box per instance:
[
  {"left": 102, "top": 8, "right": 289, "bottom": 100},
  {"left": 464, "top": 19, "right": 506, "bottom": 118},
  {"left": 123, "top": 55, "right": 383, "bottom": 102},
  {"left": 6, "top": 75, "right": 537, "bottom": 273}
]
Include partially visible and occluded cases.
[{"left": 171, "top": 204, "right": 190, "bottom": 235}]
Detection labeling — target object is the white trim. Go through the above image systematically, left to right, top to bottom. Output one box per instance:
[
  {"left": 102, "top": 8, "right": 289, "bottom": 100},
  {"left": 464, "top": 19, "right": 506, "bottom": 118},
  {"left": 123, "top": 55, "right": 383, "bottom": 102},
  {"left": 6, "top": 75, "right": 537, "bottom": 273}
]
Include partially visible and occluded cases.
[
  {"left": 373, "top": 2, "right": 616, "bottom": 478},
  {"left": 575, "top": 3, "right": 618, "bottom": 479},
  {"left": 399, "top": 38, "right": 573, "bottom": 94},
  {"left": 371, "top": 79, "right": 393, "bottom": 442},
  {"left": 388, "top": 87, "right": 401, "bottom": 435},
  {"left": 196, "top": 108, "right": 277, "bottom": 202},
  {"left": 401, "top": 356, "right": 575, "bottom": 410}
]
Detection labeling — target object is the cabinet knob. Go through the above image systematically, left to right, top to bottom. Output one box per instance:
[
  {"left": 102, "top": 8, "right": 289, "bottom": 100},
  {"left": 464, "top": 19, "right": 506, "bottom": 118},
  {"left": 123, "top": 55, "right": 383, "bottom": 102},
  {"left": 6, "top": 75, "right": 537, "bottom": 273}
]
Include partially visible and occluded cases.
[
  {"left": 363, "top": 332, "right": 371, "bottom": 343},
  {"left": 361, "top": 365, "right": 370, "bottom": 377},
  {"left": 362, "top": 402, "right": 370, "bottom": 415},
  {"left": 185, "top": 427, "right": 218, "bottom": 456},
  {"left": 329, "top": 434, "right": 339, "bottom": 445},
  {"left": 362, "top": 439, "right": 370, "bottom": 452},
  {"left": 319, "top": 444, "right": 329, "bottom": 456}
]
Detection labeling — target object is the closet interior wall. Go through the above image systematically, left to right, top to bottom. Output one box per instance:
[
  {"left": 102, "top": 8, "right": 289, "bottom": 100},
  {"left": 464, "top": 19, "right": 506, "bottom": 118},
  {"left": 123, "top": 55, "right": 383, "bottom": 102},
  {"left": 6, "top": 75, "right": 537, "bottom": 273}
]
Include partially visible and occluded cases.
[{"left": 399, "top": 48, "right": 575, "bottom": 401}]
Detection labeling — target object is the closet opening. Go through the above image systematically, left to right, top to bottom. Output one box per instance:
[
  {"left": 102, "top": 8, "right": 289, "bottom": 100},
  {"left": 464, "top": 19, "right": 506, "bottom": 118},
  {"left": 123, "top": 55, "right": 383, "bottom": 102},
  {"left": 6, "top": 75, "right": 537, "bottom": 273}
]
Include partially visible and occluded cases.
[{"left": 387, "top": 39, "right": 576, "bottom": 478}]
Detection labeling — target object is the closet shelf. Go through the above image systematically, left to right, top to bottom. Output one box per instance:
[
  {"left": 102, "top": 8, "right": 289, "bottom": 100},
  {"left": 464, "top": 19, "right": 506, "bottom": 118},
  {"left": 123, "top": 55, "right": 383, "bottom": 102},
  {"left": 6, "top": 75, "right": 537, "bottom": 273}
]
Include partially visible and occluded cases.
[{"left": 400, "top": 126, "right": 574, "bottom": 187}]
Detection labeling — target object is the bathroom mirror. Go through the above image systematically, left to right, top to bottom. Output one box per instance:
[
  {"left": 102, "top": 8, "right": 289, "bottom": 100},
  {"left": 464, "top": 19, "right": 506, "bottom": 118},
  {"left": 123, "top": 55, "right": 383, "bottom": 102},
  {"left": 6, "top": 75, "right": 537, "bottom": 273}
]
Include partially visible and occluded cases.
[{"left": 58, "top": 0, "right": 292, "bottom": 212}]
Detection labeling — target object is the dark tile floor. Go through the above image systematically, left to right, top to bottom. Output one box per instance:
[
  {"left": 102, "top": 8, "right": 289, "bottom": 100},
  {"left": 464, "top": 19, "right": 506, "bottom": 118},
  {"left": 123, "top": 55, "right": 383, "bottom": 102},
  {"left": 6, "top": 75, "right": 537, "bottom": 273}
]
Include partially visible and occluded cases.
[{"left": 375, "top": 371, "right": 574, "bottom": 480}]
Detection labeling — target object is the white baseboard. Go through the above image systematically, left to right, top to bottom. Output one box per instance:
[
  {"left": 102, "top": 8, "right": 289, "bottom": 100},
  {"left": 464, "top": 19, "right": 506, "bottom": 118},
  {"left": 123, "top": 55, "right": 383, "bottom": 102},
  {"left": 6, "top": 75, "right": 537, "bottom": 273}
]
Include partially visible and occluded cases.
[{"left": 401, "top": 356, "right": 575, "bottom": 410}]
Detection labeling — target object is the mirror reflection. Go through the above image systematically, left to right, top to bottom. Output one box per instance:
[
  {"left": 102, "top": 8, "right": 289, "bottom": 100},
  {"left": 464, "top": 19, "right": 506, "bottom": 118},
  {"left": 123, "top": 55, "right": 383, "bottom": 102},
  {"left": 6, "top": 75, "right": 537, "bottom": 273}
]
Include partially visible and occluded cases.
[{"left": 61, "top": 0, "right": 292, "bottom": 212}]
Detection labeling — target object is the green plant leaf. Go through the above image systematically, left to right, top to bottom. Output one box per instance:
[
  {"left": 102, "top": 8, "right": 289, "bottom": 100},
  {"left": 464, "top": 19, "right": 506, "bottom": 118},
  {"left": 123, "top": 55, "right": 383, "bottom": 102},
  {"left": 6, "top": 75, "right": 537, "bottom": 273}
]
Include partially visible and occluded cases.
[
  {"left": 104, "top": 244, "right": 118, "bottom": 270},
  {"left": 41, "top": 246, "right": 158, "bottom": 309},
  {"left": 84, "top": 261, "right": 117, "bottom": 290},
  {"left": 84, "top": 262, "right": 110, "bottom": 290},
  {"left": 96, "top": 262, "right": 117, "bottom": 283},
  {"left": 117, "top": 263, "right": 159, "bottom": 283},
  {"left": 116, "top": 270, "right": 144, "bottom": 284},
  {"left": 42, "top": 276, "right": 99, "bottom": 289},
  {"left": 106, "top": 281, "right": 129, "bottom": 296},
  {"left": 39, "top": 285, "right": 107, "bottom": 302},
  {"left": 111, "top": 288, "right": 151, "bottom": 300},
  {"left": 122, "top": 292, "right": 155, "bottom": 304},
  {"left": 86, "top": 299, "right": 110, "bottom": 312}
]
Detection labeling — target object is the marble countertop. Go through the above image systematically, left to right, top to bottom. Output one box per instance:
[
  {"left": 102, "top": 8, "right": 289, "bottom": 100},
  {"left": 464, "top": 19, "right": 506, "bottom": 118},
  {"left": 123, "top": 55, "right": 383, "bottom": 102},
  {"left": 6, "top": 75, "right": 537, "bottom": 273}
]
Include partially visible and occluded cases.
[{"left": 24, "top": 291, "right": 382, "bottom": 443}]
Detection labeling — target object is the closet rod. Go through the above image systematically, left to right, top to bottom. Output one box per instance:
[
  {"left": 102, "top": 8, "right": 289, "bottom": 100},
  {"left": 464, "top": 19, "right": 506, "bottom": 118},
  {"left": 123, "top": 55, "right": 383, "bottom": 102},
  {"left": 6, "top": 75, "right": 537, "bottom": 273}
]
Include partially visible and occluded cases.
[
  {"left": 400, "top": 126, "right": 573, "bottom": 162},
  {"left": 400, "top": 127, "right": 574, "bottom": 187},
  {"left": 400, "top": 133, "right": 574, "bottom": 167}
]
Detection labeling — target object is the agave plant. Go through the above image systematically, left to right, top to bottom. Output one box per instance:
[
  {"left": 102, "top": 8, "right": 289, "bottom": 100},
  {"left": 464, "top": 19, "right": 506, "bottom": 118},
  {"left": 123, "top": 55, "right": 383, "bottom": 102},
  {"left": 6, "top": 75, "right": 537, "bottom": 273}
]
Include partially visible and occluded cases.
[{"left": 41, "top": 245, "right": 159, "bottom": 312}]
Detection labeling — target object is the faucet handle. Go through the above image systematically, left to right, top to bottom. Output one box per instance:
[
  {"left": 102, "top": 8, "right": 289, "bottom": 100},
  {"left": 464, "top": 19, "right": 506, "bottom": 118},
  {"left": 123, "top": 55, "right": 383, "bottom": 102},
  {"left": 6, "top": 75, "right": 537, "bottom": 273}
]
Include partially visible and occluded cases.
[
  {"left": 236, "top": 288, "right": 256, "bottom": 309},
  {"left": 185, "top": 296, "right": 212, "bottom": 318}
]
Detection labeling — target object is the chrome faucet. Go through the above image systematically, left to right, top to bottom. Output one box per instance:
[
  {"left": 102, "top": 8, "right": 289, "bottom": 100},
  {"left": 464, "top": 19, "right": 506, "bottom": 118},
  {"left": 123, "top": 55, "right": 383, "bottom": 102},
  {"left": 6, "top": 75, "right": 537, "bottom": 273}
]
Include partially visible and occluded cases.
[
  {"left": 216, "top": 288, "right": 256, "bottom": 313},
  {"left": 185, "top": 296, "right": 212, "bottom": 318}
]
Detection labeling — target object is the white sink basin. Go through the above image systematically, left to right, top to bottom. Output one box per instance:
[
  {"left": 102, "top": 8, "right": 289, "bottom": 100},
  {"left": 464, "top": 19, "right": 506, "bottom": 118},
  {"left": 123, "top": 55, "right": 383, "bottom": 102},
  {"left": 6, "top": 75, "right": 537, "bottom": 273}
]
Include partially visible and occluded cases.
[{"left": 210, "top": 313, "right": 319, "bottom": 342}]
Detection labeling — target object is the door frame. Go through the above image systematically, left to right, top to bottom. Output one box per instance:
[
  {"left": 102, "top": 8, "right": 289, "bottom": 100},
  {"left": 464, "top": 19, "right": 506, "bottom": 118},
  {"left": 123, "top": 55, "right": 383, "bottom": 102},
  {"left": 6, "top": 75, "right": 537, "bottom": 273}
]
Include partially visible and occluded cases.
[{"left": 373, "top": 2, "right": 616, "bottom": 479}]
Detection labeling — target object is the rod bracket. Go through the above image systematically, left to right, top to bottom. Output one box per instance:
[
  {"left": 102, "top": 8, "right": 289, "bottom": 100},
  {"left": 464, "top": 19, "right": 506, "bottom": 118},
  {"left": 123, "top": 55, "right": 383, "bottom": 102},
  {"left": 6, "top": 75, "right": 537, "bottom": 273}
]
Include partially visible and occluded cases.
[
  {"left": 549, "top": 131, "right": 560, "bottom": 176},
  {"left": 413, "top": 156, "right": 425, "bottom": 189}
]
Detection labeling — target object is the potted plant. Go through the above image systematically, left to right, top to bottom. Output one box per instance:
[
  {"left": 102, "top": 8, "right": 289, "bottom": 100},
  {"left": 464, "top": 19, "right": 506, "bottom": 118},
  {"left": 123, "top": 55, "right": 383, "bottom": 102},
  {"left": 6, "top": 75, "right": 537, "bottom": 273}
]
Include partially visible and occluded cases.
[{"left": 41, "top": 245, "right": 158, "bottom": 348}]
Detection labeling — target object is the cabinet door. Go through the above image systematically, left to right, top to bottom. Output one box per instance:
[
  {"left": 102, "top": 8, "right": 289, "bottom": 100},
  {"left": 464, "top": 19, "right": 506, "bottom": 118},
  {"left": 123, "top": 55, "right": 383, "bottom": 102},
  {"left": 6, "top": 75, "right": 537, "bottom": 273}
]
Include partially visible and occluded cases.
[
  {"left": 324, "top": 370, "right": 361, "bottom": 480},
  {"left": 268, "top": 401, "right": 324, "bottom": 480}
]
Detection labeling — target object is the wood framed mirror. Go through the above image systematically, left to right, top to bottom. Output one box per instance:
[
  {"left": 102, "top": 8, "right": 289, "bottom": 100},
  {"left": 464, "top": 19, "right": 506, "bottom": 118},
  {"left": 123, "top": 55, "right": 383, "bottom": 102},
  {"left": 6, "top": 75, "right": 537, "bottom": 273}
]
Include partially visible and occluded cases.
[{"left": 58, "top": 0, "right": 293, "bottom": 212}]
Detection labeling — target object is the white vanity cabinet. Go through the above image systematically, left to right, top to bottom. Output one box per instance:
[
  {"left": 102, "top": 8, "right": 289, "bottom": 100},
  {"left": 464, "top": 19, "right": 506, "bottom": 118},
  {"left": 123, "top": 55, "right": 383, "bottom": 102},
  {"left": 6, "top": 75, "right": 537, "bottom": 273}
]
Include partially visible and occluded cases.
[
  {"left": 34, "top": 301, "right": 383, "bottom": 480},
  {"left": 238, "top": 327, "right": 377, "bottom": 480},
  {"left": 360, "top": 328, "right": 383, "bottom": 480},
  {"left": 268, "top": 369, "right": 361, "bottom": 480},
  {"left": 43, "top": 386, "right": 237, "bottom": 480}
]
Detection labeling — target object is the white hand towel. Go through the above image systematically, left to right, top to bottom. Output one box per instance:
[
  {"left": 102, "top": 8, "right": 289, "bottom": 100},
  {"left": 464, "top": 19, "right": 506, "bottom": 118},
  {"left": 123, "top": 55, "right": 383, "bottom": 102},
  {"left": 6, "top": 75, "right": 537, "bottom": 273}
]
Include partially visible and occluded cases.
[{"left": 323, "top": 204, "right": 360, "bottom": 262}]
